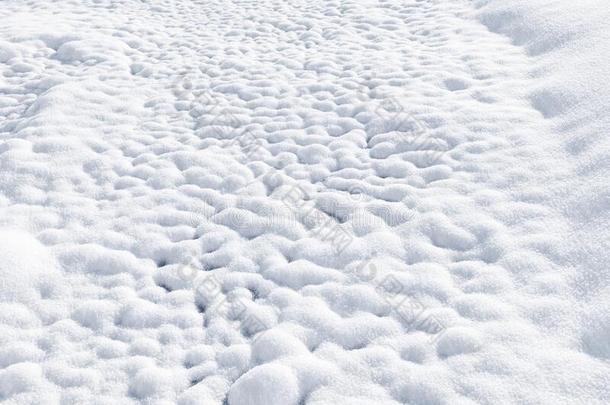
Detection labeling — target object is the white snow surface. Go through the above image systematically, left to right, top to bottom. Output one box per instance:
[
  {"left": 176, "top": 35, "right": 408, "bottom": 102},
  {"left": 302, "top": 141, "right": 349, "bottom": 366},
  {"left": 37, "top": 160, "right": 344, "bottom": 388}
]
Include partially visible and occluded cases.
[{"left": 0, "top": 0, "right": 608, "bottom": 404}]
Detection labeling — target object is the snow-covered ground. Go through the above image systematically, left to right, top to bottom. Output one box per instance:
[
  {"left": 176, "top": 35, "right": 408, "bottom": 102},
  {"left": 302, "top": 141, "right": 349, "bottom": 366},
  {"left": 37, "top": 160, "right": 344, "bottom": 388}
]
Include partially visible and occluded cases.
[{"left": 0, "top": 0, "right": 608, "bottom": 403}]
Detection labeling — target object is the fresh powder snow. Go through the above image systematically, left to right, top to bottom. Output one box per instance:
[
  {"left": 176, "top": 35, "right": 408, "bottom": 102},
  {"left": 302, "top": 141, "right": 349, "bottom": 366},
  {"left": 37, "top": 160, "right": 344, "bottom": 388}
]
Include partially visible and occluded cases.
[{"left": 0, "top": 0, "right": 608, "bottom": 404}]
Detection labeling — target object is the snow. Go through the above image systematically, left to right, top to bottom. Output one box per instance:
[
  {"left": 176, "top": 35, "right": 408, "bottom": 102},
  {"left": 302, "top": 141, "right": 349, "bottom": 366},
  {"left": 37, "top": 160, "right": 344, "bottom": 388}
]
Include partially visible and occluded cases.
[
  {"left": 0, "top": 0, "right": 609, "bottom": 404},
  {"left": 0, "top": 229, "right": 66, "bottom": 304},
  {"left": 228, "top": 363, "right": 300, "bottom": 405}
]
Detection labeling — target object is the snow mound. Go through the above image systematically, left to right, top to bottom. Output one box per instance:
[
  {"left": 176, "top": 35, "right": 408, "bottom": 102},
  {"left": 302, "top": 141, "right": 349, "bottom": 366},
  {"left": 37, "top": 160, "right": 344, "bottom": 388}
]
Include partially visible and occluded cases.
[
  {"left": 0, "top": 229, "right": 66, "bottom": 303},
  {"left": 228, "top": 364, "right": 300, "bottom": 405}
]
